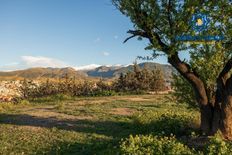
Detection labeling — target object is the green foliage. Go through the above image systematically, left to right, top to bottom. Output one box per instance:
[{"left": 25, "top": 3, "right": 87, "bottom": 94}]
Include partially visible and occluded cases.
[
  {"left": 113, "top": 0, "right": 232, "bottom": 110},
  {"left": 113, "top": 0, "right": 232, "bottom": 56},
  {"left": 172, "top": 44, "right": 230, "bottom": 108},
  {"left": 172, "top": 73, "right": 196, "bottom": 107},
  {"left": 0, "top": 99, "right": 30, "bottom": 112},
  {"left": 18, "top": 99, "right": 30, "bottom": 105},
  {"left": 55, "top": 101, "right": 66, "bottom": 111},
  {"left": 132, "top": 110, "right": 197, "bottom": 136},
  {"left": 120, "top": 132, "right": 232, "bottom": 155},
  {"left": 204, "top": 132, "right": 231, "bottom": 155},
  {"left": 120, "top": 135, "right": 195, "bottom": 155}
]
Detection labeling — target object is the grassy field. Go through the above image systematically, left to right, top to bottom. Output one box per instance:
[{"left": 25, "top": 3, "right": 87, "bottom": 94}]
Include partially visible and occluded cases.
[{"left": 0, "top": 95, "right": 200, "bottom": 155}]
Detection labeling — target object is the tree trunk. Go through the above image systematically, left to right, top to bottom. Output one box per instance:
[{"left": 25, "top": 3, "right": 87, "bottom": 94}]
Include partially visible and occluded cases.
[
  {"left": 167, "top": 53, "right": 232, "bottom": 138},
  {"left": 199, "top": 76, "right": 232, "bottom": 139},
  {"left": 220, "top": 77, "right": 232, "bottom": 139},
  {"left": 221, "top": 95, "right": 232, "bottom": 139},
  {"left": 200, "top": 101, "right": 223, "bottom": 136},
  {"left": 200, "top": 104, "right": 213, "bottom": 135}
]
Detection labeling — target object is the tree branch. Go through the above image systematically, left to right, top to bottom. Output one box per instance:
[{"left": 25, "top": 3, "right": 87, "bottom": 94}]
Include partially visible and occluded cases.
[
  {"left": 167, "top": 0, "right": 174, "bottom": 36},
  {"left": 132, "top": 6, "right": 169, "bottom": 51},
  {"left": 123, "top": 30, "right": 148, "bottom": 43},
  {"left": 150, "top": 31, "right": 169, "bottom": 51},
  {"left": 123, "top": 35, "right": 137, "bottom": 43},
  {"left": 168, "top": 53, "right": 208, "bottom": 106},
  {"left": 218, "top": 57, "right": 232, "bottom": 84}
]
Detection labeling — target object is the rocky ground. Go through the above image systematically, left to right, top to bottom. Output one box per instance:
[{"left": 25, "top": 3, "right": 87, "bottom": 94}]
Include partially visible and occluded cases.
[{"left": 0, "top": 80, "right": 21, "bottom": 101}]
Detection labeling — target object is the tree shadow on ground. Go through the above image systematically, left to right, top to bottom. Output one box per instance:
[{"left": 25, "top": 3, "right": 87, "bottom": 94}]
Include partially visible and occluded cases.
[
  {"left": 0, "top": 113, "right": 198, "bottom": 154},
  {"left": 0, "top": 113, "right": 136, "bottom": 138},
  {"left": 0, "top": 113, "right": 138, "bottom": 154}
]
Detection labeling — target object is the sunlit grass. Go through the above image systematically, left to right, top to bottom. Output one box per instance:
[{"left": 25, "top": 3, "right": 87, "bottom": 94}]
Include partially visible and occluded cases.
[{"left": 0, "top": 94, "right": 199, "bottom": 154}]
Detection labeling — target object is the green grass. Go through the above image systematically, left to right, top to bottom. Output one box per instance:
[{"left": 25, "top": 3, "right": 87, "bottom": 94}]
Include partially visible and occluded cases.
[{"left": 0, "top": 94, "right": 200, "bottom": 155}]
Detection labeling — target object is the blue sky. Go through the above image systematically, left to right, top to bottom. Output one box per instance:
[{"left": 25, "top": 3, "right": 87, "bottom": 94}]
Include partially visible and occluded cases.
[{"left": 0, "top": 0, "right": 187, "bottom": 71}]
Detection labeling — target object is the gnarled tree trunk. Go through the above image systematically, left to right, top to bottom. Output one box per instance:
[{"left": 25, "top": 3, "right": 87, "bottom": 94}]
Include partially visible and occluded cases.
[
  {"left": 168, "top": 53, "right": 232, "bottom": 139},
  {"left": 199, "top": 60, "right": 232, "bottom": 139},
  {"left": 219, "top": 76, "right": 232, "bottom": 139},
  {"left": 200, "top": 91, "right": 232, "bottom": 138}
]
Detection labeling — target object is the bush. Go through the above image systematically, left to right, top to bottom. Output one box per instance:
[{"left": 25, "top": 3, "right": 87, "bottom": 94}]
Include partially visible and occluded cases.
[
  {"left": 113, "top": 62, "right": 166, "bottom": 92},
  {"left": 172, "top": 73, "right": 197, "bottom": 108},
  {"left": 18, "top": 78, "right": 117, "bottom": 99},
  {"left": 91, "top": 90, "right": 117, "bottom": 97},
  {"left": 18, "top": 99, "right": 30, "bottom": 105},
  {"left": 132, "top": 110, "right": 196, "bottom": 136},
  {"left": 204, "top": 132, "right": 232, "bottom": 155},
  {"left": 120, "top": 135, "right": 195, "bottom": 155}
]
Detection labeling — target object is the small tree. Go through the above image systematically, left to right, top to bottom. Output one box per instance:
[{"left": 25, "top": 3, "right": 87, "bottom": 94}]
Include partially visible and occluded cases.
[
  {"left": 114, "top": 62, "right": 166, "bottom": 92},
  {"left": 140, "top": 64, "right": 152, "bottom": 90},
  {"left": 150, "top": 68, "right": 166, "bottom": 92},
  {"left": 114, "top": 73, "right": 126, "bottom": 91}
]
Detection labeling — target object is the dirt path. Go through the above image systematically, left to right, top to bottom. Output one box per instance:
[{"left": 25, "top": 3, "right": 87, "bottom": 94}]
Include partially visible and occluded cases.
[
  {"left": 0, "top": 95, "right": 155, "bottom": 131},
  {"left": 22, "top": 106, "right": 93, "bottom": 120}
]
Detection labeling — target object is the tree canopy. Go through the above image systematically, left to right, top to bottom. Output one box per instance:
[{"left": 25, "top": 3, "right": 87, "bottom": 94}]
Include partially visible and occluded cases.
[
  {"left": 112, "top": 0, "right": 232, "bottom": 106},
  {"left": 113, "top": 0, "right": 232, "bottom": 137}
]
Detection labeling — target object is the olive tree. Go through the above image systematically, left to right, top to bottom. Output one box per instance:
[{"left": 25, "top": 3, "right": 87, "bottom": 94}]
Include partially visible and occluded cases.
[
  {"left": 113, "top": 0, "right": 232, "bottom": 138},
  {"left": 173, "top": 44, "right": 231, "bottom": 108}
]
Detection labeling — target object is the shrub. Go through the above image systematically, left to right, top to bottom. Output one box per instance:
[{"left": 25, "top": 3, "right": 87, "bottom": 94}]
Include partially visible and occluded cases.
[
  {"left": 113, "top": 62, "right": 166, "bottom": 92},
  {"left": 18, "top": 78, "right": 116, "bottom": 99},
  {"left": 91, "top": 90, "right": 117, "bottom": 97},
  {"left": 51, "top": 94, "right": 73, "bottom": 101},
  {"left": 18, "top": 99, "right": 30, "bottom": 105},
  {"left": 132, "top": 110, "right": 196, "bottom": 136},
  {"left": 204, "top": 132, "right": 232, "bottom": 155},
  {"left": 120, "top": 135, "right": 195, "bottom": 155}
]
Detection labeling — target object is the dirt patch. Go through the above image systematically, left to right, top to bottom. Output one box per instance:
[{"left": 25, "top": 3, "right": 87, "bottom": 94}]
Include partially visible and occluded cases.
[
  {"left": 117, "top": 95, "right": 155, "bottom": 102},
  {"left": 126, "top": 98, "right": 150, "bottom": 102},
  {"left": 68, "top": 100, "right": 109, "bottom": 106},
  {"left": 23, "top": 106, "right": 93, "bottom": 120},
  {"left": 110, "top": 108, "right": 135, "bottom": 116}
]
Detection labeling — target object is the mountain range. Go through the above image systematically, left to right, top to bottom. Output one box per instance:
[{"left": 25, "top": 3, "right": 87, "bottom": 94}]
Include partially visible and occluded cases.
[{"left": 0, "top": 62, "right": 174, "bottom": 81}]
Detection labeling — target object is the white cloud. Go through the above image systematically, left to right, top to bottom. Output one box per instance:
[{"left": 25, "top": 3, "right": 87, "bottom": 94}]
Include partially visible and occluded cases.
[
  {"left": 102, "top": 52, "right": 110, "bottom": 56},
  {"left": 0, "top": 56, "right": 69, "bottom": 71},
  {"left": 21, "top": 56, "right": 68, "bottom": 68}
]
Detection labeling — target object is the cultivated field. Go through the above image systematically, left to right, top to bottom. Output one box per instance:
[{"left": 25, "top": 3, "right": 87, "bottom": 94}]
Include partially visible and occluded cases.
[{"left": 0, "top": 94, "right": 200, "bottom": 154}]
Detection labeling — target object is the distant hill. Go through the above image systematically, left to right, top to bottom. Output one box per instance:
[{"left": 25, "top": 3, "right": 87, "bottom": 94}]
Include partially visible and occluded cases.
[
  {"left": 86, "top": 62, "right": 174, "bottom": 81},
  {"left": 0, "top": 63, "right": 174, "bottom": 82},
  {"left": 86, "top": 65, "right": 122, "bottom": 78},
  {"left": 0, "top": 67, "right": 87, "bottom": 80}
]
